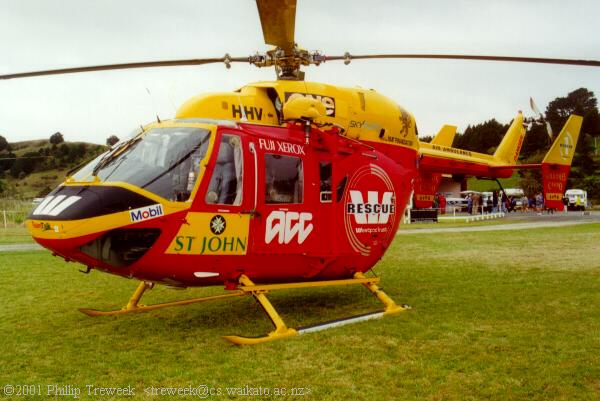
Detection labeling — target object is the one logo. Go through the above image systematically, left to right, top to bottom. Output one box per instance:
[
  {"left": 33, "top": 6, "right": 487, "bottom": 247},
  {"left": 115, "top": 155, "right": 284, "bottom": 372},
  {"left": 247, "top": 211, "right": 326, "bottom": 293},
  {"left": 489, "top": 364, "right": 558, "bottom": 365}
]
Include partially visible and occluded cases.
[
  {"left": 284, "top": 92, "right": 336, "bottom": 116},
  {"left": 560, "top": 132, "right": 574, "bottom": 160},
  {"left": 343, "top": 164, "right": 397, "bottom": 256},
  {"left": 32, "top": 195, "right": 82, "bottom": 217},
  {"left": 130, "top": 204, "right": 164, "bottom": 222},
  {"left": 265, "top": 211, "right": 313, "bottom": 245},
  {"left": 209, "top": 215, "right": 226, "bottom": 235}
]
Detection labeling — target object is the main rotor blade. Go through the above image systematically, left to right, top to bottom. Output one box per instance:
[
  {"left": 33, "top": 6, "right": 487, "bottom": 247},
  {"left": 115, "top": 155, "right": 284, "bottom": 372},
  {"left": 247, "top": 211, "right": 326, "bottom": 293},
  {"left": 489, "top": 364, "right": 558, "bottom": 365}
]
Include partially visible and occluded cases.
[
  {"left": 256, "top": 0, "right": 296, "bottom": 51},
  {"left": 327, "top": 53, "right": 600, "bottom": 67},
  {"left": 0, "top": 57, "right": 249, "bottom": 80},
  {"left": 529, "top": 97, "right": 543, "bottom": 118}
]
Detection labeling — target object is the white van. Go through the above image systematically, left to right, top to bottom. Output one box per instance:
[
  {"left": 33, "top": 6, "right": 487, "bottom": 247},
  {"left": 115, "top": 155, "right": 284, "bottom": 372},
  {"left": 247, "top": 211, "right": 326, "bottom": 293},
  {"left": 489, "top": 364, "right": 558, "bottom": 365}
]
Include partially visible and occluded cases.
[{"left": 565, "top": 189, "right": 588, "bottom": 211}]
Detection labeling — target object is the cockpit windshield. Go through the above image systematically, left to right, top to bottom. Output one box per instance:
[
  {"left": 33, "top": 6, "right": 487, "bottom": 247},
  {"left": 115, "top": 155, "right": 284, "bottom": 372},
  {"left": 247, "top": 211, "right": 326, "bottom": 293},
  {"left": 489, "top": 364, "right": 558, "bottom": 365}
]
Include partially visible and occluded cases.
[{"left": 70, "top": 127, "right": 211, "bottom": 202}]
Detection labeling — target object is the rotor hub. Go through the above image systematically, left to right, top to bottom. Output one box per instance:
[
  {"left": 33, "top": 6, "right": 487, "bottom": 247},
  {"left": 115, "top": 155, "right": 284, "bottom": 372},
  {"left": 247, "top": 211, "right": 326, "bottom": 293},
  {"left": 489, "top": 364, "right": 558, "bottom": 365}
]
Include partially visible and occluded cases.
[{"left": 248, "top": 45, "right": 325, "bottom": 80}]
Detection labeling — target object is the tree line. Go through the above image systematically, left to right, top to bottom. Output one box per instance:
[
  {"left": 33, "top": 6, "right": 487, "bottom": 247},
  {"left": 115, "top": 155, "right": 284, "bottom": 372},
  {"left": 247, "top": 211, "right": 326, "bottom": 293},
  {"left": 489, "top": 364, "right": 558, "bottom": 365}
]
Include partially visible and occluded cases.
[{"left": 428, "top": 88, "right": 600, "bottom": 198}]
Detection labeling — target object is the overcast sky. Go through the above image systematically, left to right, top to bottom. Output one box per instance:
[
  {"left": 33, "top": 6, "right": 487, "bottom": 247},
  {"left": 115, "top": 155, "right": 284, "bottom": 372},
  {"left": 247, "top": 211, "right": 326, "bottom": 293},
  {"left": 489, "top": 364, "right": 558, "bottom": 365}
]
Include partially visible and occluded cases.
[{"left": 1, "top": 0, "right": 599, "bottom": 144}]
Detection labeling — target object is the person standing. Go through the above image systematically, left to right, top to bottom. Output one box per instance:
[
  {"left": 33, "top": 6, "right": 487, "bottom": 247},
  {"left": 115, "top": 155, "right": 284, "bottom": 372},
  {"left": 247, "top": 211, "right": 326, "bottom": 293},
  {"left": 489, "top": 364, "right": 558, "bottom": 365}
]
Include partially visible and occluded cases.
[
  {"left": 492, "top": 190, "right": 499, "bottom": 213},
  {"left": 439, "top": 193, "right": 446, "bottom": 215},
  {"left": 472, "top": 193, "right": 480, "bottom": 215},
  {"left": 535, "top": 193, "right": 543, "bottom": 213},
  {"left": 467, "top": 194, "right": 473, "bottom": 214},
  {"left": 521, "top": 195, "right": 529, "bottom": 212}
]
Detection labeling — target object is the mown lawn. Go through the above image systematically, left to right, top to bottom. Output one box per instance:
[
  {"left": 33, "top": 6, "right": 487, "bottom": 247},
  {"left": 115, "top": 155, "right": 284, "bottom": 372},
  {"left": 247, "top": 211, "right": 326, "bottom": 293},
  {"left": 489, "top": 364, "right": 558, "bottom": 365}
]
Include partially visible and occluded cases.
[
  {"left": 0, "top": 224, "right": 599, "bottom": 400},
  {"left": 0, "top": 227, "right": 33, "bottom": 244}
]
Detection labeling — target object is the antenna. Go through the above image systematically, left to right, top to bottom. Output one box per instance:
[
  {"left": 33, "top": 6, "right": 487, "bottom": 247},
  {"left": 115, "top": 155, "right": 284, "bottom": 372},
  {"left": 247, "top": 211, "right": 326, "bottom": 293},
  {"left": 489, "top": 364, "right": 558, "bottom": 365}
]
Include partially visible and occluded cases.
[{"left": 145, "top": 87, "right": 161, "bottom": 123}]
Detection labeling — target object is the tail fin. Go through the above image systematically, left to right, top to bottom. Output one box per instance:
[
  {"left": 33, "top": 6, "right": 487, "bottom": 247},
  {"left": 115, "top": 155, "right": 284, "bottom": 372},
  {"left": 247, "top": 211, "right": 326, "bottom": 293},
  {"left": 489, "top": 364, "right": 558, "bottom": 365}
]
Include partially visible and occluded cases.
[
  {"left": 493, "top": 112, "right": 526, "bottom": 165},
  {"left": 541, "top": 115, "right": 583, "bottom": 209},
  {"left": 430, "top": 125, "right": 456, "bottom": 146}
]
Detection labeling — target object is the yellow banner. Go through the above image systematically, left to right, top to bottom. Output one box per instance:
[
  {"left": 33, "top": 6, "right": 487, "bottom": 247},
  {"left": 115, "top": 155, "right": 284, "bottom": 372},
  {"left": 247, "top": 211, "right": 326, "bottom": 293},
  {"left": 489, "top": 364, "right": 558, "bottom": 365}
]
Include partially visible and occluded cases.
[
  {"left": 545, "top": 193, "right": 563, "bottom": 201},
  {"left": 416, "top": 194, "right": 434, "bottom": 201},
  {"left": 166, "top": 212, "right": 250, "bottom": 255}
]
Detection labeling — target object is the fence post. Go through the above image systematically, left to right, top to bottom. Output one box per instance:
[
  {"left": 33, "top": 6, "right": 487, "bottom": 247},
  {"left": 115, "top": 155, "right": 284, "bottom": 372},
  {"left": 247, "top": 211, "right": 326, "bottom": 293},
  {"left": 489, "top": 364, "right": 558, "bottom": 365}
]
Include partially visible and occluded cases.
[{"left": 3, "top": 210, "right": 6, "bottom": 229}]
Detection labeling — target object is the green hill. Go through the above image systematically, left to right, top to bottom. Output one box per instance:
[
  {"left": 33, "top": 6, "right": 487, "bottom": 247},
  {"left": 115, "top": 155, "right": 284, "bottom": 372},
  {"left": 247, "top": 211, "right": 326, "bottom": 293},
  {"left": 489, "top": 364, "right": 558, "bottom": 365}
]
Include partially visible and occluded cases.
[
  {"left": 0, "top": 139, "right": 106, "bottom": 199},
  {"left": 468, "top": 173, "right": 521, "bottom": 193}
]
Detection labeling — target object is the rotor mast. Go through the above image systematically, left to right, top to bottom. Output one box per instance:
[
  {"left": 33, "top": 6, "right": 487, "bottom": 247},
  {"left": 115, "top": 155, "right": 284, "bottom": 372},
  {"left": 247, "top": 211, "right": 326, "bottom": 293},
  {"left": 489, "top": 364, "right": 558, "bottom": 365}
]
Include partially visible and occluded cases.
[{"left": 254, "top": 0, "right": 318, "bottom": 80}]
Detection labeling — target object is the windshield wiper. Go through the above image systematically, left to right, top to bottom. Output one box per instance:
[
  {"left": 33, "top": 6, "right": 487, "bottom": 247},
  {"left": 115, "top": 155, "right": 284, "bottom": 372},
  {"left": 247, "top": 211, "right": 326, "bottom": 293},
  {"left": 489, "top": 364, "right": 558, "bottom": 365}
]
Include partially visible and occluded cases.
[
  {"left": 140, "top": 134, "right": 210, "bottom": 190},
  {"left": 92, "top": 135, "right": 142, "bottom": 177}
]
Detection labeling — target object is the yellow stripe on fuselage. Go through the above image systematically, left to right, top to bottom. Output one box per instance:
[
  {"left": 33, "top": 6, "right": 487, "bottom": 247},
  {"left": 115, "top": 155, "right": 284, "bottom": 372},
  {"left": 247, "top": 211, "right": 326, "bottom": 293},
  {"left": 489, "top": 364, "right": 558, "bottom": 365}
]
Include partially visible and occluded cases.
[{"left": 27, "top": 199, "right": 188, "bottom": 240}]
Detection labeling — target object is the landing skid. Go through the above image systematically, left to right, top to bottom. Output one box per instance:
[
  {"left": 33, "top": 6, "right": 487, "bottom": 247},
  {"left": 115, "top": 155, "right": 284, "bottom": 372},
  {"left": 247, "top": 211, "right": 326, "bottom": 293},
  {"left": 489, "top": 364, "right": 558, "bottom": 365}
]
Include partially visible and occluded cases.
[{"left": 79, "top": 272, "right": 409, "bottom": 344}]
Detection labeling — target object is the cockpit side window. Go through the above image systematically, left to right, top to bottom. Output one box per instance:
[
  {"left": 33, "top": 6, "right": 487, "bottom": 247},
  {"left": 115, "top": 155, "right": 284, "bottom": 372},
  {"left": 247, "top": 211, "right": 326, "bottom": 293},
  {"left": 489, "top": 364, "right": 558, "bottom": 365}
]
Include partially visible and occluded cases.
[
  {"left": 205, "top": 134, "right": 243, "bottom": 206},
  {"left": 264, "top": 154, "right": 303, "bottom": 204}
]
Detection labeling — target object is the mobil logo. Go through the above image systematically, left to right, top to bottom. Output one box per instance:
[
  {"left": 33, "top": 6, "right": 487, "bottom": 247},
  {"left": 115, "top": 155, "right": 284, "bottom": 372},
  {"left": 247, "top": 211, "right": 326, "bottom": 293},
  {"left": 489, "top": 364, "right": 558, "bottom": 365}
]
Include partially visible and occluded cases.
[
  {"left": 346, "top": 190, "right": 395, "bottom": 225},
  {"left": 130, "top": 204, "right": 164, "bottom": 222}
]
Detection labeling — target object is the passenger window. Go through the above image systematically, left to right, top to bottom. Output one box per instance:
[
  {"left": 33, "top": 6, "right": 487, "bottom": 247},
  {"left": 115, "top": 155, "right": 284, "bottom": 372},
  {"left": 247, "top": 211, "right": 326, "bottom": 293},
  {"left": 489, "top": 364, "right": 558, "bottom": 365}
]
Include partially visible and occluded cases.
[
  {"left": 205, "top": 134, "right": 243, "bottom": 205},
  {"left": 265, "top": 154, "right": 303, "bottom": 204},
  {"left": 319, "top": 161, "right": 332, "bottom": 203}
]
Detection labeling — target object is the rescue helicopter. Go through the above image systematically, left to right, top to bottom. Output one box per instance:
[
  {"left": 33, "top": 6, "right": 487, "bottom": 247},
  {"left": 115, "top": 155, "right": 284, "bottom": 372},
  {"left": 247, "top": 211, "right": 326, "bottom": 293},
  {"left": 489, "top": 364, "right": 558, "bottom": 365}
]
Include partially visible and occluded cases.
[{"left": 2, "top": 0, "right": 596, "bottom": 344}]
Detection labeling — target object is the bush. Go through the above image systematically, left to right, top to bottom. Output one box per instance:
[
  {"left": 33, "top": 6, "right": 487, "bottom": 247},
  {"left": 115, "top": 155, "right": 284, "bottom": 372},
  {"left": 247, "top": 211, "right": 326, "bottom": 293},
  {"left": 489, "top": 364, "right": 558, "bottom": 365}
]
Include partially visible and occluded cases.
[
  {"left": 50, "top": 132, "right": 64, "bottom": 145},
  {"left": 106, "top": 135, "right": 120, "bottom": 146}
]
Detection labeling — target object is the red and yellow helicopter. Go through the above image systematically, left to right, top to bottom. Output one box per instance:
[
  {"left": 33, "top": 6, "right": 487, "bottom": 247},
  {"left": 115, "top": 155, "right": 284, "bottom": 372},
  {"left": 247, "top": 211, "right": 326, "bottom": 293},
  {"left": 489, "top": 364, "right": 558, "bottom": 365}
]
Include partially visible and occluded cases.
[{"left": 2, "top": 0, "right": 596, "bottom": 344}]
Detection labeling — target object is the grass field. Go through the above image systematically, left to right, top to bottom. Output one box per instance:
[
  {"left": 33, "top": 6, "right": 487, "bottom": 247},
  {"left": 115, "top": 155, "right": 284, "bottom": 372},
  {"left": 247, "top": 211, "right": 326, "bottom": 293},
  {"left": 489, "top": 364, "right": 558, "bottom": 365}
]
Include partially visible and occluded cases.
[
  {"left": 467, "top": 173, "right": 520, "bottom": 193},
  {"left": 1, "top": 224, "right": 599, "bottom": 400},
  {"left": 0, "top": 228, "right": 33, "bottom": 244}
]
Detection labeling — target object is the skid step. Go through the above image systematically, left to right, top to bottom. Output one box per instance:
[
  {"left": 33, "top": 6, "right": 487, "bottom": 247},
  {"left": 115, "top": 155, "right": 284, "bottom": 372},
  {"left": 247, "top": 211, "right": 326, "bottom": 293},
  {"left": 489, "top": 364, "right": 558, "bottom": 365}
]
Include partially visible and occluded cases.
[{"left": 297, "top": 310, "right": 385, "bottom": 334}]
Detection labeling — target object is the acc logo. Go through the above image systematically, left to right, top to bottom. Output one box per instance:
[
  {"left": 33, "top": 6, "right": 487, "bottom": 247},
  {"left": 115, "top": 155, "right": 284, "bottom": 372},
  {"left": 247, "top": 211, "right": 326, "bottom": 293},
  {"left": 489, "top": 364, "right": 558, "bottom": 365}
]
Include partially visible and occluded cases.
[
  {"left": 284, "top": 92, "right": 336, "bottom": 116},
  {"left": 560, "top": 132, "right": 574, "bottom": 160},
  {"left": 344, "top": 164, "right": 397, "bottom": 256},
  {"left": 130, "top": 204, "right": 164, "bottom": 222},
  {"left": 265, "top": 211, "right": 313, "bottom": 245}
]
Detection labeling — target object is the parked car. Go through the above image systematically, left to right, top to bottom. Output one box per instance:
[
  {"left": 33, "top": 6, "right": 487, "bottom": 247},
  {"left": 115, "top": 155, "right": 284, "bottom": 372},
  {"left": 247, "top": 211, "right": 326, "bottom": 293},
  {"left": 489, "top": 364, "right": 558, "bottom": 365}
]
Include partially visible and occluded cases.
[
  {"left": 565, "top": 189, "right": 588, "bottom": 211},
  {"left": 446, "top": 197, "right": 468, "bottom": 212}
]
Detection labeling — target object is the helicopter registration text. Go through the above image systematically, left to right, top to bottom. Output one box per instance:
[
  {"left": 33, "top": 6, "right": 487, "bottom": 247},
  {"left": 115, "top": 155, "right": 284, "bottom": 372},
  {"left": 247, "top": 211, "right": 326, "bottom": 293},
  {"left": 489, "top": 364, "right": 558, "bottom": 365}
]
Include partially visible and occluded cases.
[{"left": 167, "top": 213, "right": 250, "bottom": 255}]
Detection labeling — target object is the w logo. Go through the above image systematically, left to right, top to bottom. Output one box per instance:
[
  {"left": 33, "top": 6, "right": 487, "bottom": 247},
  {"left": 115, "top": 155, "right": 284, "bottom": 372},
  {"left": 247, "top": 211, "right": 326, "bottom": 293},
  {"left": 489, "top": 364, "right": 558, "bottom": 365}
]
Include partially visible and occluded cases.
[
  {"left": 346, "top": 191, "right": 395, "bottom": 225},
  {"left": 32, "top": 195, "right": 82, "bottom": 217}
]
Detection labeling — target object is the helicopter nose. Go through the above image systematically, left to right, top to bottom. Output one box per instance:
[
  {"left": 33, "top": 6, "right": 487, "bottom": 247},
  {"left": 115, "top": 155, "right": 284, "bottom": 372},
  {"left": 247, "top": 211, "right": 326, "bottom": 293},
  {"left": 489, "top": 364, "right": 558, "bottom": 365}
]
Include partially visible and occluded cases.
[
  {"left": 27, "top": 184, "right": 163, "bottom": 268},
  {"left": 28, "top": 185, "right": 157, "bottom": 222}
]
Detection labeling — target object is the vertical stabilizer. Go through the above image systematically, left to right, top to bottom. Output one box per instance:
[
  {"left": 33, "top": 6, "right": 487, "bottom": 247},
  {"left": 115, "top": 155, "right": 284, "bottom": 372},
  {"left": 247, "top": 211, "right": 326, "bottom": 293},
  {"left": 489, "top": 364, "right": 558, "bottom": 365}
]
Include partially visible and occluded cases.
[
  {"left": 493, "top": 112, "right": 526, "bottom": 165},
  {"left": 541, "top": 115, "right": 583, "bottom": 210},
  {"left": 430, "top": 125, "right": 457, "bottom": 147}
]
